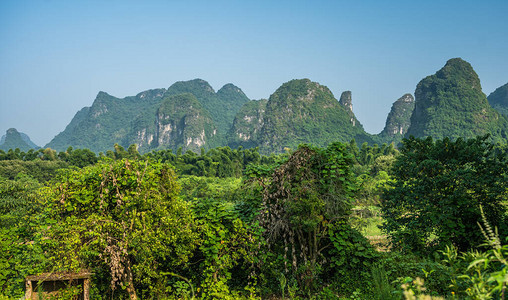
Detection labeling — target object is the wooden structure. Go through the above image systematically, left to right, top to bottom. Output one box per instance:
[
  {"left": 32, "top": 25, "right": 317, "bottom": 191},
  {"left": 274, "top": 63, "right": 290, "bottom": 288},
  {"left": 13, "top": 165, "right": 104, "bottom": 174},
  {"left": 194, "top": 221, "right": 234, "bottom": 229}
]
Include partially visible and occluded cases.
[{"left": 25, "top": 272, "right": 93, "bottom": 300}]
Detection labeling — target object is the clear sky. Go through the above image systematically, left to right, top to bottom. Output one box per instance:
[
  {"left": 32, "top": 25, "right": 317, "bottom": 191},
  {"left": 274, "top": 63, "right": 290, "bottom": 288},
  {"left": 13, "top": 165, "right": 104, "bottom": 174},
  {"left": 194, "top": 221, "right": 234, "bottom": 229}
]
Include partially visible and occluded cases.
[{"left": 1, "top": 0, "right": 508, "bottom": 146}]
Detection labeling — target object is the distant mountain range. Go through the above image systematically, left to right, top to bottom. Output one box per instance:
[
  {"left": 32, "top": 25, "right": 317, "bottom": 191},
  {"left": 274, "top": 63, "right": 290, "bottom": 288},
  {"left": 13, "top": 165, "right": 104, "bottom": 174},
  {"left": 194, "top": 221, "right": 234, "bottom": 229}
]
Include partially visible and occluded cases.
[
  {"left": 2, "top": 58, "right": 508, "bottom": 153},
  {"left": 44, "top": 79, "right": 249, "bottom": 153},
  {"left": 231, "top": 79, "right": 374, "bottom": 153}
]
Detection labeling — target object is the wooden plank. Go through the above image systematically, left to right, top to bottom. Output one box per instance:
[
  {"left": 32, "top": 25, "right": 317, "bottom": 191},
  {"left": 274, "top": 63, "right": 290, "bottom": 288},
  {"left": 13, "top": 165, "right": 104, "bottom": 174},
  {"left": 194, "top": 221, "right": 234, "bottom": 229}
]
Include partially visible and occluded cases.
[{"left": 26, "top": 272, "right": 93, "bottom": 281}]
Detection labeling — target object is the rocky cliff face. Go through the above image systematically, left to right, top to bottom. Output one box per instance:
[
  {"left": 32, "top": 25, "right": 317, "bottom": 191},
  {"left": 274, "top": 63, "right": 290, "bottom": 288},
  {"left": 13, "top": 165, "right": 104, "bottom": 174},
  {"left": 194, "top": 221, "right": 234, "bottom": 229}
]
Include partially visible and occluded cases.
[
  {"left": 406, "top": 58, "right": 508, "bottom": 142},
  {"left": 46, "top": 79, "right": 248, "bottom": 153},
  {"left": 165, "top": 79, "right": 249, "bottom": 136},
  {"left": 488, "top": 82, "right": 508, "bottom": 116},
  {"left": 338, "top": 91, "right": 358, "bottom": 126},
  {"left": 154, "top": 93, "right": 216, "bottom": 152},
  {"left": 380, "top": 94, "right": 415, "bottom": 137},
  {"left": 228, "top": 99, "right": 268, "bottom": 149},
  {"left": 0, "top": 128, "right": 38, "bottom": 151}
]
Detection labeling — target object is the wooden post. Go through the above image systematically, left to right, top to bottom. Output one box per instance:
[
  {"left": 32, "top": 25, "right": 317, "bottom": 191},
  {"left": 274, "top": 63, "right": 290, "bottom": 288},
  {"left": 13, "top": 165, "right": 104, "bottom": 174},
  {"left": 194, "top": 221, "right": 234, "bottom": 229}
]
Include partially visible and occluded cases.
[
  {"left": 83, "top": 278, "right": 90, "bottom": 300},
  {"left": 25, "top": 279, "right": 32, "bottom": 300}
]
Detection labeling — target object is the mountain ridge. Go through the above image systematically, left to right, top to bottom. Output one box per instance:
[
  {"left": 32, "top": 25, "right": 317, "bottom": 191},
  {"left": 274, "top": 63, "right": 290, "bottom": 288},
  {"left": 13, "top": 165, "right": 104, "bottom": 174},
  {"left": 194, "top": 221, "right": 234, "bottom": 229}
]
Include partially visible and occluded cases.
[
  {"left": 32, "top": 60, "right": 508, "bottom": 154},
  {"left": 45, "top": 79, "right": 251, "bottom": 153}
]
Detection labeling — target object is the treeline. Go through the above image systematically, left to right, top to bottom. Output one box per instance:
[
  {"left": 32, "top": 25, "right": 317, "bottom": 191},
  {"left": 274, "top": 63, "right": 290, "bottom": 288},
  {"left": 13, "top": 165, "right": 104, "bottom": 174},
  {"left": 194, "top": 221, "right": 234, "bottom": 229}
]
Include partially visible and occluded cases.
[
  {"left": 0, "top": 137, "right": 507, "bottom": 299},
  {"left": 0, "top": 139, "right": 395, "bottom": 180}
]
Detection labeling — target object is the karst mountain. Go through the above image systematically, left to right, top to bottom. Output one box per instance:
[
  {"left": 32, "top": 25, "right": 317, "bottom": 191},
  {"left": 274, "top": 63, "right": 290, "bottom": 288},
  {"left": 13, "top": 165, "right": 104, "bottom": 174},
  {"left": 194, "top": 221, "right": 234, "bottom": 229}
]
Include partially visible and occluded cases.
[{"left": 2, "top": 58, "right": 506, "bottom": 154}]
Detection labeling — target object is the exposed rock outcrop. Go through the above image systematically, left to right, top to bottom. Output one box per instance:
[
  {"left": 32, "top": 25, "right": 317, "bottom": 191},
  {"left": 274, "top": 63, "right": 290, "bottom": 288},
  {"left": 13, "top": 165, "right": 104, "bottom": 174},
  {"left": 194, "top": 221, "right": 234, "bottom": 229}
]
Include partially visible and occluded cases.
[{"left": 380, "top": 94, "right": 415, "bottom": 137}]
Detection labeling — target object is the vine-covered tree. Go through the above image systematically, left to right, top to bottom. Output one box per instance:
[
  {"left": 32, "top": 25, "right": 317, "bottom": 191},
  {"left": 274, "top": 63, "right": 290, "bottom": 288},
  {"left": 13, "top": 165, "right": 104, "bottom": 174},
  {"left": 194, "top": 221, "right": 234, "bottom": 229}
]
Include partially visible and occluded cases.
[
  {"left": 257, "top": 143, "right": 374, "bottom": 291},
  {"left": 41, "top": 159, "right": 199, "bottom": 299}
]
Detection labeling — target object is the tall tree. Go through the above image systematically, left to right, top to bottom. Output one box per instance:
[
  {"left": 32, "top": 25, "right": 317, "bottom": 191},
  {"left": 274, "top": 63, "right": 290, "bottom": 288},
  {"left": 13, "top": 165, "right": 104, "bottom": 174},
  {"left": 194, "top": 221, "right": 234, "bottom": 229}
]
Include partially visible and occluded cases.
[{"left": 381, "top": 135, "right": 508, "bottom": 253}]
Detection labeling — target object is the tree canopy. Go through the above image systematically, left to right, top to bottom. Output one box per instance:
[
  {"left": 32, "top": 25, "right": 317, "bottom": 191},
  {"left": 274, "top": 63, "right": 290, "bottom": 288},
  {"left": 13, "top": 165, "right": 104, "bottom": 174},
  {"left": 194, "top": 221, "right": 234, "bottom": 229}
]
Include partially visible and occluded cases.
[
  {"left": 381, "top": 135, "right": 508, "bottom": 253},
  {"left": 41, "top": 158, "right": 198, "bottom": 299}
]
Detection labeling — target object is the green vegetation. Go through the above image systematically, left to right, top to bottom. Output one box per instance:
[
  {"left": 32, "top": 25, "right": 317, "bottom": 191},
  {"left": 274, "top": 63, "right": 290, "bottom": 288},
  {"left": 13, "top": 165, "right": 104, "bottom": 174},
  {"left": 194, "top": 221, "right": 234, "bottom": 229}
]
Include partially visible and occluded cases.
[
  {"left": 406, "top": 58, "right": 508, "bottom": 143},
  {"left": 258, "top": 79, "right": 373, "bottom": 153},
  {"left": 488, "top": 82, "right": 508, "bottom": 116},
  {"left": 378, "top": 94, "right": 415, "bottom": 145},
  {"left": 0, "top": 128, "right": 38, "bottom": 152},
  {"left": 1, "top": 133, "right": 507, "bottom": 299},
  {"left": 382, "top": 135, "right": 508, "bottom": 254},
  {"left": 254, "top": 143, "right": 372, "bottom": 293},
  {"left": 0, "top": 159, "right": 68, "bottom": 182},
  {"left": 42, "top": 159, "right": 198, "bottom": 299},
  {"left": 0, "top": 175, "right": 44, "bottom": 297}
]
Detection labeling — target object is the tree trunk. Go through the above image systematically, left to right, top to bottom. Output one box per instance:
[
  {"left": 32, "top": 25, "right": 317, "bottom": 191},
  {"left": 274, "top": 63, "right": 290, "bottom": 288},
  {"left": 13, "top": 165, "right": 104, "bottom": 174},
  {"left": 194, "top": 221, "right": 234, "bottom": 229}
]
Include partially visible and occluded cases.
[{"left": 125, "top": 260, "right": 137, "bottom": 300}]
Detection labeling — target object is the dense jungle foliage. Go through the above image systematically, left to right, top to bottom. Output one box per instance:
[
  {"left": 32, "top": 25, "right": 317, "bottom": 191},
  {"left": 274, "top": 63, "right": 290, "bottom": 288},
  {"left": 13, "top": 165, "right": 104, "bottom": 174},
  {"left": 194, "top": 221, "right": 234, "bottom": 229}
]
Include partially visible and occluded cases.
[{"left": 0, "top": 136, "right": 507, "bottom": 299}]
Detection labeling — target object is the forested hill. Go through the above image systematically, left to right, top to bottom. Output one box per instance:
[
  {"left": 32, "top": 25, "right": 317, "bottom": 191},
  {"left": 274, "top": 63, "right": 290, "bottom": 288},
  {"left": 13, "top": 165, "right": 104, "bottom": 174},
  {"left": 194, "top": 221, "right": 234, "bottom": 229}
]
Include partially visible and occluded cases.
[
  {"left": 406, "top": 58, "right": 508, "bottom": 142},
  {"left": 7, "top": 59, "right": 506, "bottom": 154},
  {"left": 43, "top": 78, "right": 373, "bottom": 154},
  {"left": 45, "top": 79, "right": 250, "bottom": 153},
  {"left": 255, "top": 79, "right": 374, "bottom": 153},
  {"left": 488, "top": 82, "right": 508, "bottom": 116},
  {"left": 45, "top": 89, "right": 167, "bottom": 153},
  {"left": 0, "top": 128, "right": 39, "bottom": 152}
]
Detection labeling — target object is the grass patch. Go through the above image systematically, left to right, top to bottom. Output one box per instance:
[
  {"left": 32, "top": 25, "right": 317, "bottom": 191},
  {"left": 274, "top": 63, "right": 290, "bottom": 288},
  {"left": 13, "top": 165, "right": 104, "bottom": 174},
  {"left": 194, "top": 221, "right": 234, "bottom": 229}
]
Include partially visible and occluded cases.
[
  {"left": 351, "top": 206, "right": 390, "bottom": 251},
  {"left": 362, "top": 216, "right": 383, "bottom": 237}
]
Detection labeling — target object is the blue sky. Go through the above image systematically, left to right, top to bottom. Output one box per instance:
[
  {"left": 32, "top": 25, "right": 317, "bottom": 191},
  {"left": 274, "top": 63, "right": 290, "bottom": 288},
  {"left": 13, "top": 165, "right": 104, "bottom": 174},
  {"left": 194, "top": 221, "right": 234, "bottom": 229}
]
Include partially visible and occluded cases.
[{"left": 1, "top": 0, "right": 507, "bottom": 146}]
